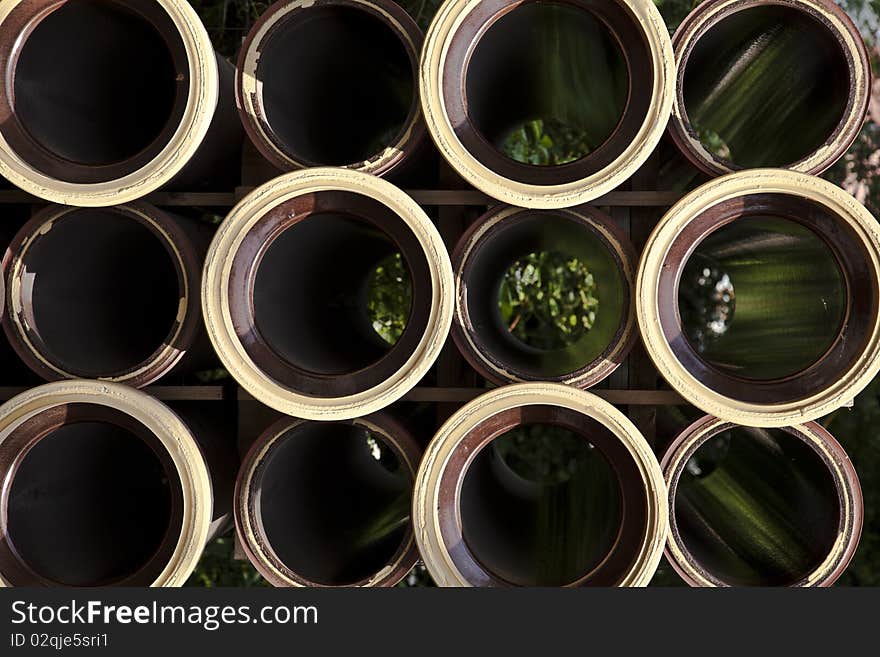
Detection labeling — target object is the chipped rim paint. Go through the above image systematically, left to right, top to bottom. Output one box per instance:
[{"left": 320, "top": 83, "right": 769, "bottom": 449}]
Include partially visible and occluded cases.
[
  {"left": 0, "top": 0, "right": 218, "bottom": 207},
  {"left": 236, "top": 0, "right": 426, "bottom": 176},
  {"left": 419, "top": 0, "right": 675, "bottom": 209},
  {"left": 667, "top": 0, "right": 871, "bottom": 177},
  {"left": 201, "top": 167, "right": 454, "bottom": 421},
  {"left": 636, "top": 168, "right": 880, "bottom": 427},
  {"left": 2, "top": 203, "right": 202, "bottom": 388},
  {"left": 0, "top": 380, "right": 212, "bottom": 587},
  {"left": 413, "top": 383, "right": 668, "bottom": 587},
  {"left": 235, "top": 413, "right": 421, "bottom": 587},
  {"left": 660, "top": 415, "right": 863, "bottom": 587}
]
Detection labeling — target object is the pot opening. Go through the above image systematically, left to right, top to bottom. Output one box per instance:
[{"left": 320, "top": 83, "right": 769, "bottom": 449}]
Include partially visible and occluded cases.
[
  {"left": 10, "top": 0, "right": 185, "bottom": 178},
  {"left": 465, "top": 1, "right": 628, "bottom": 166},
  {"left": 256, "top": 4, "right": 415, "bottom": 166},
  {"left": 681, "top": 5, "right": 850, "bottom": 169},
  {"left": 15, "top": 208, "right": 182, "bottom": 378},
  {"left": 253, "top": 212, "right": 413, "bottom": 375},
  {"left": 463, "top": 212, "right": 627, "bottom": 378},
  {"left": 677, "top": 215, "right": 846, "bottom": 381},
  {"left": 6, "top": 417, "right": 179, "bottom": 586},
  {"left": 253, "top": 422, "right": 413, "bottom": 585},
  {"left": 460, "top": 422, "right": 623, "bottom": 586},
  {"left": 673, "top": 426, "right": 842, "bottom": 586}
]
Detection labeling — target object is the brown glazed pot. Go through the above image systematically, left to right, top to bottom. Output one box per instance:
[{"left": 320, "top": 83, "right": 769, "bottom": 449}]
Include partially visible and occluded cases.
[
  {"left": 0, "top": 0, "right": 241, "bottom": 206},
  {"left": 237, "top": 0, "right": 425, "bottom": 177},
  {"left": 419, "top": 0, "right": 674, "bottom": 208},
  {"left": 667, "top": 0, "right": 870, "bottom": 176},
  {"left": 202, "top": 168, "right": 453, "bottom": 421},
  {"left": 637, "top": 169, "right": 880, "bottom": 427},
  {"left": 2, "top": 203, "right": 211, "bottom": 388},
  {"left": 451, "top": 204, "right": 637, "bottom": 387},
  {"left": 0, "top": 381, "right": 237, "bottom": 587},
  {"left": 413, "top": 383, "right": 667, "bottom": 587},
  {"left": 235, "top": 413, "right": 422, "bottom": 587},
  {"left": 661, "top": 415, "right": 862, "bottom": 587}
]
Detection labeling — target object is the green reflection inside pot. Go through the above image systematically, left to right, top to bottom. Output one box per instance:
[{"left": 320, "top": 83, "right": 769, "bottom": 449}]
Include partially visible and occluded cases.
[
  {"left": 467, "top": 2, "right": 628, "bottom": 165},
  {"left": 682, "top": 5, "right": 849, "bottom": 168},
  {"left": 678, "top": 216, "right": 846, "bottom": 380},
  {"left": 461, "top": 424, "right": 622, "bottom": 586},
  {"left": 675, "top": 427, "right": 841, "bottom": 586}
]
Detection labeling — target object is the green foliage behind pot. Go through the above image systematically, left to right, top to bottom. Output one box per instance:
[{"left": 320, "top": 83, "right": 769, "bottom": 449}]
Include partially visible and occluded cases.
[{"left": 498, "top": 251, "right": 599, "bottom": 351}]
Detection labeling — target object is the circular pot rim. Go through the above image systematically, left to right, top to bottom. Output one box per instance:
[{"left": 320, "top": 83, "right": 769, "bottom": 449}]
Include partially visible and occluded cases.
[
  {"left": 0, "top": 0, "right": 219, "bottom": 207},
  {"left": 236, "top": 0, "right": 426, "bottom": 176},
  {"left": 419, "top": 0, "right": 675, "bottom": 209},
  {"left": 667, "top": 0, "right": 871, "bottom": 177},
  {"left": 201, "top": 167, "right": 454, "bottom": 421},
  {"left": 636, "top": 168, "right": 880, "bottom": 427},
  {"left": 2, "top": 203, "right": 201, "bottom": 387},
  {"left": 451, "top": 204, "right": 637, "bottom": 387},
  {"left": 0, "top": 380, "right": 212, "bottom": 588},
  {"left": 412, "top": 382, "right": 668, "bottom": 587},
  {"left": 234, "top": 413, "right": 421, "bottom": 587},
  {"left": 660, "top": 414, "right": 863, "bottom": 587}
]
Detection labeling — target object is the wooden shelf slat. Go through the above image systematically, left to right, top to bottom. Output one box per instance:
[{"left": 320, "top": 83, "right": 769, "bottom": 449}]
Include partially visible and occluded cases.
[
  {"left": 0, "top": 188, "right": 683, "bottom": 208},
  {"left": 144, "top": 385, "right": 226, "bottom": 401},
  {"left": 235, "top": 386, "right": 685, "bottom": 405},
  {"left": 401, "top": 387, "right": 685, "bottom": 405}
]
